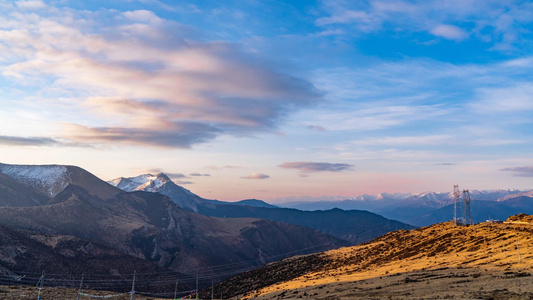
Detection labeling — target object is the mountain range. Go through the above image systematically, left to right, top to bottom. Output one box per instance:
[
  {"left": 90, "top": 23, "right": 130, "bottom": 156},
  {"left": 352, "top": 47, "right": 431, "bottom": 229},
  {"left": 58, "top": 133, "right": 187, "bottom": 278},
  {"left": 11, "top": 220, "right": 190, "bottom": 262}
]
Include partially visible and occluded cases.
[
  {"left": 3, "top": 161, "right": 528, "bottom": 293},
  {"left": 0, "top": 163, "right": 347, "bottom": 287},
  {"left": 109, "top": 173, "right": 415, "bottom": 244},
  {"left": 279, "top": 190, "right": 533, "bottom": 226}
]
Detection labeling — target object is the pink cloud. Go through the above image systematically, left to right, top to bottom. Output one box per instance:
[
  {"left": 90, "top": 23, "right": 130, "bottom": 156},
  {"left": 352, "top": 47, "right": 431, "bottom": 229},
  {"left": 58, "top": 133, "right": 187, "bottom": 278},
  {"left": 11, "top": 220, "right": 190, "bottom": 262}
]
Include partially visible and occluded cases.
[
  {"left": 1, "top": 7, "right": 320, "bottom": 148},
  {"left": 280, "top": 161, "right": 354, "bottom": 173},
  {"left": 241, "top": 173, "right": 270, "bottom": 180}
]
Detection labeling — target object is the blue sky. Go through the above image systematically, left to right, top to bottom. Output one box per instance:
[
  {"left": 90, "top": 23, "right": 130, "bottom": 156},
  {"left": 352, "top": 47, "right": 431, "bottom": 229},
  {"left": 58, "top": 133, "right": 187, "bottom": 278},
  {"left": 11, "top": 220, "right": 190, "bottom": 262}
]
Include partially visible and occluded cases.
[{"left": 1, "top": 0, "right": 532, "bottom": 201}]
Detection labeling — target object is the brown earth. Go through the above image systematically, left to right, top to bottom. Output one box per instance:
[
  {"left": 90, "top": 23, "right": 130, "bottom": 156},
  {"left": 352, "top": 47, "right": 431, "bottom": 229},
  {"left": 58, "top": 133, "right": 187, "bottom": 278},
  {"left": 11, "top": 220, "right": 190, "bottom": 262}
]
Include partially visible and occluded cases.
[
  {"left": 508, "top": 213, "right": 533, "bottom": 223},
  {"left": 3, "top": 220, "right": 533, "bottom": 299},
  {"left": 220, "top": 220, "right": 533, "bottom": 299},
  {"left": 0, "top": 285, "right": 163, "bottom": 299}
]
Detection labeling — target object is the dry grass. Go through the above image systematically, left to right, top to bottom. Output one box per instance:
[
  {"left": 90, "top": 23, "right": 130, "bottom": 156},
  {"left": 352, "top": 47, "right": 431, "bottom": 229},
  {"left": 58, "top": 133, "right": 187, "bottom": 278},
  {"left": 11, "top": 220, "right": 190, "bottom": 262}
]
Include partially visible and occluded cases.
[
  {"left": 4, "top": 221, "right": 533, "bottom": 299},
  {"left": 240, "top": 221, "right": 533, "bottom": 299},
  {"left": 0, "top": 285, "right": 164, "bottom": 299}
]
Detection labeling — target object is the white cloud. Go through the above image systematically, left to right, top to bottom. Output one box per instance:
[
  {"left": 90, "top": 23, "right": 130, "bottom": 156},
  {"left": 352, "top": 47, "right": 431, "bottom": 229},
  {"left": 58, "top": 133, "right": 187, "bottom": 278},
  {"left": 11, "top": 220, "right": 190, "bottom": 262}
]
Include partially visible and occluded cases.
[
  {"left": 15, "top": 0, "right": 45, "bottom": 10},
  {"left": 316, "top": 0, "right": 533, "bottom": 49},
  {"left": 0, "top": 6, "right": 321, "bottom": 148},
  {"left": 121, "top": 10, "right": 162, "bottom": 24},
  {"left": 316, "top": 10, "right": 373, "bottom": 26},
  {"left": 431, "top": 24, "right": 469, "bottom": 40},
  {"left": 474, "top": 83, "right": 533, "bottom": 112},
  {"left": 353, "top": 135, "right": 456, "bottom": 146},
  {"left": 279, "top": 161, "right": 353, "bottom": 173},
  {"left": 241, "top": 173, "right": 270, "bottom": 179}
]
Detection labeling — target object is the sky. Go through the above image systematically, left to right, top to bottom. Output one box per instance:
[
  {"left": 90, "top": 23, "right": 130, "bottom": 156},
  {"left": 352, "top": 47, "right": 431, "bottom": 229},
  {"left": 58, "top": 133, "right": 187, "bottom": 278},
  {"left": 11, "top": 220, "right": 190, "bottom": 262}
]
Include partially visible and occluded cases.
[{"left": 1, "top": 0, "right": 533, "bottom": 202}]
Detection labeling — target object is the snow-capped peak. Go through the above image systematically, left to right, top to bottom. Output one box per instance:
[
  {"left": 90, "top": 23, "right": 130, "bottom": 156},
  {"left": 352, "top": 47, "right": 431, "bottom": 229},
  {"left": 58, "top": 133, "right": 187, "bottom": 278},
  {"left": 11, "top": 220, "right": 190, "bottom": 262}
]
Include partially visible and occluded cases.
[
  {"left": 0, "top": 163, "right": 70, "bottom": 197},
  {"left": 108, "top": 173, "right": 171, "bottom": 192}
]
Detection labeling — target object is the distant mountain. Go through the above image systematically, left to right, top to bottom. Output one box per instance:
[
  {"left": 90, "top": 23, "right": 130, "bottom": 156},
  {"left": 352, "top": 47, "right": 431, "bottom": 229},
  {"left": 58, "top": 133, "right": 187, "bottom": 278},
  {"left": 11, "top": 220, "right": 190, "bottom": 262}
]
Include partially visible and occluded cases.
[
  {"left": 0, "top": 163, "right": 345, "bottom": 284},
  {"left": 108, "top": 173, "right": 205, "bottom": 212},
  {"left": 110, "top": 173, "right": 415, "bottom": 245},
  {"left": 278, "top": 189, "right": 532, "bottom": 226},
  {"left": 280, "top": 190, "right": 530, "bottom": 212},
  {"left": 278, "top": 193, "right": 413, "bottom": 211},
  {"left": 411, "top": 196, "right": 533, "bottom": 227},
  {"left": 231, "top": 199, "right": 278, "bottom": 208},
  {"left": 197, "top": 205, "right": 415, "bottom": 245}
]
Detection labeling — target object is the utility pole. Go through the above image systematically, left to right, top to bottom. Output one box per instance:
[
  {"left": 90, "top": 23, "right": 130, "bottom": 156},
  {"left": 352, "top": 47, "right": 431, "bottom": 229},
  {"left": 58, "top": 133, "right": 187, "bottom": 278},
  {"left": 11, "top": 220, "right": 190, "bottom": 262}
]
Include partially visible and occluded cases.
[
  {"left": 453, "top": 185, "right": 461, "bottom": 225},
  {"left": 463, "top": 189, "right": 473, "bottom": 225},
  {"left": 130, "top": 271, "right": 136, "bottom": 300},
  {"left": 37, "top": 272, "right": 44, "bottom": 300},
  {"left": 196, "top": 272, "right": 199, "bottom": 300},
  {"left": 77, "top": 274, "right": 84, "bottom": 300},
  {"left": 174, "top": 279, "right": 178, "bottom": 300},
  {"left": 211, "top": 279, "right": 214, "bottom": 300}
]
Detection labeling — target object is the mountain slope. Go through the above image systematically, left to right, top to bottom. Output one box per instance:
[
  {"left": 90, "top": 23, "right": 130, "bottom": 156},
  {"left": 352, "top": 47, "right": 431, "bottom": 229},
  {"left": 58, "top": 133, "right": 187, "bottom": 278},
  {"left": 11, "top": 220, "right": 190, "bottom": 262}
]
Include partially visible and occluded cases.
[
  {"left": 0, "top": 163, "right": 346, "bottom": 283},
  {"left": 0, "top": 163, "right": 121, "bottom": 201},
  {"left": 0, "top": 173, "right": 48, "bottom": 207},
  {"left": 109, "top": 173, "right": 205, "bottom": 212},
  {"left": 110, "top": 173, "right": 416, "bottom": 245},
  {"left": 197, "top": 205, "right": 415, "bottom": 245},
  {"left": 214, "top": 219, "right": 533, "bottom": 299},
  {"left": 0, "top": 222, "right": 196, "bottom": 294}
]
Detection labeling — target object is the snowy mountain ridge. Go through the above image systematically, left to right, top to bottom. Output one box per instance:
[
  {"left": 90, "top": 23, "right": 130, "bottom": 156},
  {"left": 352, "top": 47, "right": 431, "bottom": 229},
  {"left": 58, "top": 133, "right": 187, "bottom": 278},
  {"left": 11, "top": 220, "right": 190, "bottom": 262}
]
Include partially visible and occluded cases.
[
  {"left": 0, "top": 163, "right": 71, "bottom": 197},
  {"left": 108, "top": 173, "right": 200, "bottom": 211},
  {"left": 109, "top": 173, "right": 195, "bottom": 195},
  {"left": 110, "top": 173, "right": 168, "bottom": 192},
  {"left": 280, "top": 189, "right": 532, "bottom": 212}
]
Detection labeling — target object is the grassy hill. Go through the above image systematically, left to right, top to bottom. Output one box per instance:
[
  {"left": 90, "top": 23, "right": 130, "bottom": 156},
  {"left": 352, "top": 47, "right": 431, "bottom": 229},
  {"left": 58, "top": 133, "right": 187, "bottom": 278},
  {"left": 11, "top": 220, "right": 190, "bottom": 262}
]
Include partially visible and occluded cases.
[{"left": 212, "top": 217, "right": 533, "bottom": 299}]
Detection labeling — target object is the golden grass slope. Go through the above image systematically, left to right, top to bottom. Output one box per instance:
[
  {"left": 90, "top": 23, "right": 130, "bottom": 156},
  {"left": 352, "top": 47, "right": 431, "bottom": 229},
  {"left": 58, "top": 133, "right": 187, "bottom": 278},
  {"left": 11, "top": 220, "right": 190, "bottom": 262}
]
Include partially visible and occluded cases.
[{"left": 239, "top": 221, "right": 533, "bottom": 299}]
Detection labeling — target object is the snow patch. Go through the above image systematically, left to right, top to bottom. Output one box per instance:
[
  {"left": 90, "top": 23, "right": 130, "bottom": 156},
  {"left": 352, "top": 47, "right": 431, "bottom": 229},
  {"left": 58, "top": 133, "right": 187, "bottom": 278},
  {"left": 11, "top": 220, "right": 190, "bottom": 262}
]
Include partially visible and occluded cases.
[
  {"left": 0, "top": 163, "right": 70, "bottom": 197},
  {"left": 109, "top": 173, "right": 171, "bottom": 192}
]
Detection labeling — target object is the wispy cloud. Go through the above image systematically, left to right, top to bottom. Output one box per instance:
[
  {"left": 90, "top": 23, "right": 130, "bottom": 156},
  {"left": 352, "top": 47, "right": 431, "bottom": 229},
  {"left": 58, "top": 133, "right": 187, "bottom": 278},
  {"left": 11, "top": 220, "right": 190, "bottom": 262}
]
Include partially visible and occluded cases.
[
  {"left": 15, "top": 0, "right": 45, "bottom": 10},
  {"left": 316, "top": 0, "right": 533, "bottom": 50},
  {"left": 0, "top": 6, "right": 321, "bottom": 148},
  {"left": 431, "top": 24, "right": 469, "bottom": 40},
  {"left": 473, "top": 83, "right": 533, "bottom": 112},
  {"left": 61, "top": 123, "right": 220, "bottom": 148},
  {"left": 307, "top": 125, "right": 326, "bottom": 131},
  {"left": 0, "top": 135, "right": 87, "bottom": 147},
  {"left": 0, "top": 135, "right": 60, "bottom": 146},
  {"left": 352, "top": 135, "right": 456, "bottom": 146},
  {"left": 279, "top": 161, "right": 353, "bottom": 173},
  {"left": 205, "top": 165, "right": 241, "bottom": 170},
  {"left": 501, "top": 166, "right": 533, "bottom": 177},
  {"left": 138, "top": 168, "right": 188, "bottom": 179},
  {"left": 190, "top": 172, "right": 210, "bottom": 177},
  {"left": 241, "top": 173, "right": 270, "bottom": 179},
  {"left": 175, "top": 180, "right": 194, "bottom": 185}
]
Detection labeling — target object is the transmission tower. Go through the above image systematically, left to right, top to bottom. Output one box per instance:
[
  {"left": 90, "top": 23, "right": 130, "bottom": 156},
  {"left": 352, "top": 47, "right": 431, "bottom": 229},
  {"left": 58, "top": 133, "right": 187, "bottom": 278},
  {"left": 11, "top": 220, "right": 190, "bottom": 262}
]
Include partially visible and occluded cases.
[
  {"left": 453, "top": 185, "right": 462, "bottom": 225},
  {"left": 463, "top": 189, "right": 473, "bottom": 225}
]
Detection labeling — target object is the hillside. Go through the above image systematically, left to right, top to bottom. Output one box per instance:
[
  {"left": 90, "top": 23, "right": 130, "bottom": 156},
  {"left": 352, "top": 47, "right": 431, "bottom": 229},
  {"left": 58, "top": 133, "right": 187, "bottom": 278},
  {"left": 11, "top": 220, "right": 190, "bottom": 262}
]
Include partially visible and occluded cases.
[
  {"left": 0, "top": 163, "right": 346, "bottom": 287},
  {"left": 110, "top": 173, "right": 416, "bottom": 245},
  {"left": 198, "top": 205, "right": 415, "bottom": 245},
  {"left": 213, "top": 218, "right": 533, "bottom": 299}
]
